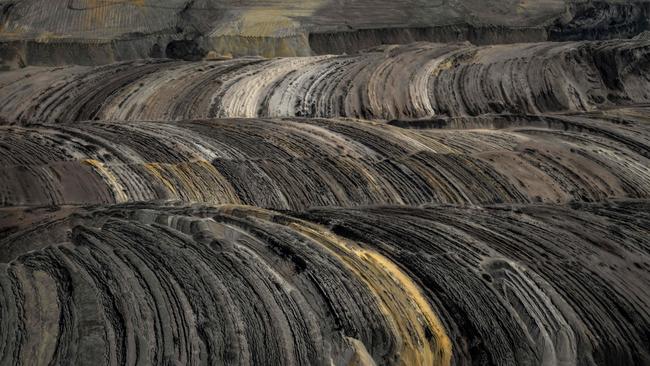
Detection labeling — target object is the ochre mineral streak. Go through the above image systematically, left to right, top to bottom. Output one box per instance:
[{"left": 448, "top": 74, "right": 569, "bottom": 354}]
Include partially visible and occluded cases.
[
  {"left": 1, "top": 1, "right": 649, "bottom": 366},
  {"left": 1, "top": 202, "right": 648, "bottom": 365}
]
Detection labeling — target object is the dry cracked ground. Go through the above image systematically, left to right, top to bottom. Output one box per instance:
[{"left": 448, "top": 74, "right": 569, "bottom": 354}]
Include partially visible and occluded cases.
[{"left": 1, "top": 1, "right": 650, "bottom": 365}]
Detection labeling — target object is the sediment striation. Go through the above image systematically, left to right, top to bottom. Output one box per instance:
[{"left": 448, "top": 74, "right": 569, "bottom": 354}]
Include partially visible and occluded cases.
[
  {"left": 2, "top": 2, "right": 650, "bottom": 365},
  {"left": 2, "top": 40, "right": 649, "bottom": 123},
  {"left": 2, "top": 108, "right": 650, "bottom": 208},
  {"left": 1, "top": 201, "right": 648, "bottom": 365}
]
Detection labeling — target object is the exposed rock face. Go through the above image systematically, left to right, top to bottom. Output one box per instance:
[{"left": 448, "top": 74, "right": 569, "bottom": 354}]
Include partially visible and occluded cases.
[
  {"left": 1, "top": 0, "right": 650, "bottom": 67},
  {"left": 309, "top": 1, "right": 650, "bottom": 53},
  {"left": 549, "top": 1, "right": 650, "bottom": 41},
  {"left": 2, "top": 2, "right": 650, "bottom": 366},
  {"left": 2, "top": 40, "right": 649, "bottom": 122},
  {"left": 2, "top": 110, "right": 650, "bottom": 208},
  {"left": 1, "top": 201, "right": 648, "bottom": 365}
]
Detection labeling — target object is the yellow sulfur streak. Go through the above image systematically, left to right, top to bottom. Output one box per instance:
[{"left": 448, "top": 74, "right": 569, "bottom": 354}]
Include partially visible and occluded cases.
[
  {"left": 82, "top": 159, "right": 128, "bottom": 203},
  {"left": 144, "top": 161, "right": 240, "bottom": 204},
  {"left": 144, "top": 162, "right": 180, "bottom": 198},
  {"left": 217, "top": 205, "right": 452, "bottom": 364},
  {"left": 290, "top": 223, "right": 452, "bottom": 366}
]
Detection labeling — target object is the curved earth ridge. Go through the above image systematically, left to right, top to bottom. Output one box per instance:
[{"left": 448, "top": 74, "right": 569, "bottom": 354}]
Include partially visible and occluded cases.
[
  {"left": 1, "top": 1, "right": 650, "bottom": 67},
  {"left": 0, "top": 3, "right": 649, "bottom": 365},
  {"left": 2, "top": 40, "right": 650, "bottom": 123},
  {"left": 2, "top": 109, "right": 650, "bottom": 208},
  {"left": 0, "top": 201, "right": 648, "bottom": 365}
]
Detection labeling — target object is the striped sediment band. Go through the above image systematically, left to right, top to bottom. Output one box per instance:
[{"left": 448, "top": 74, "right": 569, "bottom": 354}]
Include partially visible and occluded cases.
[
  {"left": 2, "top": 40, "right": 649, "bottom": 123},
  {"left": 2, "top": 114, "right": 649, "bottom": 208},
  {"left": 1, "top": 201, "right": 648, "bottom": 365},
  {"left": 228, "top": 205, "right": 453, "bottom": 365}
]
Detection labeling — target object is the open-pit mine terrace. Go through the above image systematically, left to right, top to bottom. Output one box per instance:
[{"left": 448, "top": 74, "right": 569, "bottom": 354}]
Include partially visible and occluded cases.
[{"left": 1, "top": 1, "right": 649, "bottom": 365}]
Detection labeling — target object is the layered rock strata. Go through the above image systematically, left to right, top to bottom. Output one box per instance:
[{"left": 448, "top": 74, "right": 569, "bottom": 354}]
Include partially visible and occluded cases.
[
  {"left": 1, "top": 4, "right": 650, "bottom": 364},
  {"left": 1, "top": 40, "right": 649, "bottom": 123},
  {"left": 2, "top": 108, "right": 650, "bottom": 208},
  {"left": 1, "top": 201, "right": 648, "bottom": 365}
]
